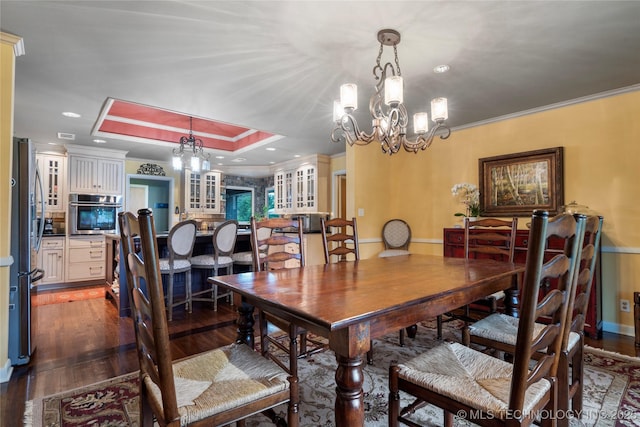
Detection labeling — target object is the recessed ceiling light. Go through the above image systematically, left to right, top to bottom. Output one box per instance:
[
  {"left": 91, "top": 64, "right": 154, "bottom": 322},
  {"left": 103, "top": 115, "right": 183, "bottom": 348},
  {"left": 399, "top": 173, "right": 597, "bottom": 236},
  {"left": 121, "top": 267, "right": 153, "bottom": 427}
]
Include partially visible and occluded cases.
[
  {"left": 433, "top": 64, "right": 450, "bottom": 74},
  {"left": 62, "top": 111, "right": 81, "bottom": 118},
  {"left": 57, "top": 132, "right": 75, "bottom": 140},
  {"left": 93, "top": 139, "right": 107, "bottom": 144},
  {"left": 47, "top": 142, "right": 58, "bottom": 146},
  {"left": 266, "top": 147, "right": 276, "bottom": 151},
  {"left": 294, "top": 154, "right": 301, "bottom": 158},
  {"left": 215, "top": 155, "right": 225, "bottom": 159},
  {"left": 232, "top": 158, "right": 246, "bottom": 163},
  {"left": 269, "top": 161, "right": 275, "bottom": 164},
  {"left": 217, "top": 163, "right": 224, "bottom": 166}
]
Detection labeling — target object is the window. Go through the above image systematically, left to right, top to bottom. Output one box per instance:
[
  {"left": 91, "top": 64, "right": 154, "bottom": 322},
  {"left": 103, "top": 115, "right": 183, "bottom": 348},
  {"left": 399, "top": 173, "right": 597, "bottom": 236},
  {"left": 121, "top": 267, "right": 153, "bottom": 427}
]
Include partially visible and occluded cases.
[
  {"left": 225, "top": 187, "right": 254, "bottom": 223},
  {"left": 266, "top": 187, "right": 277, "bottom": 218}
]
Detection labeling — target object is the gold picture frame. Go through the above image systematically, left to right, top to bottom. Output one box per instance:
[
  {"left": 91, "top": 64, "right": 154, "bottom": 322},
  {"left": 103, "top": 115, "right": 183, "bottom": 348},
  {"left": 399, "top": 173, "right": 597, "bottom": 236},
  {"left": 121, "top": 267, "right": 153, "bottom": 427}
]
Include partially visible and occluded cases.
[{"left": 479, "top": 147, "right": 564, "bottom": 216}]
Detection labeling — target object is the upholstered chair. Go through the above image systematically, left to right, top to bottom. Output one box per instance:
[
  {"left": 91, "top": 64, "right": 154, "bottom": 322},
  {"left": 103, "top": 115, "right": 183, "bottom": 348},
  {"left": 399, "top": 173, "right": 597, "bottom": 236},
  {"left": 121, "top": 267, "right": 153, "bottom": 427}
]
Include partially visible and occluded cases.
[
  {"left": 190, "top": 219, "right": 238, "bottom": 311},
  {"left": 378, "top": 219, "right": 411, "bottom": 257},
  {"left": 159, "top": 220, "right": 197, "bottom": 321}
]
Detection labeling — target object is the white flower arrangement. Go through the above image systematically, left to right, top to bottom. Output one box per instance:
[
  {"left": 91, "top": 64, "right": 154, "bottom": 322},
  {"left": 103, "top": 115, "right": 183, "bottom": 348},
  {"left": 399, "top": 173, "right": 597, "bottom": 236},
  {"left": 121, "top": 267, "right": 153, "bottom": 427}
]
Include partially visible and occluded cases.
[{"left": 451, "top": 183, "right": 481, "bottom": 217}]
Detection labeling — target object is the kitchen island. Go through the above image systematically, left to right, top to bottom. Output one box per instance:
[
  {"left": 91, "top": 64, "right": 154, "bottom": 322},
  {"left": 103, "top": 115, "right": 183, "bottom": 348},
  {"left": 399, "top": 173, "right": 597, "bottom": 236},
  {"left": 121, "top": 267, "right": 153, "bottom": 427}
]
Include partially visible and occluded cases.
[
  {"left": 107, "top": 228, "right": 324, "bottom": 317},
  {"left": 105, "top": 230, "right": 251, "bottom": 317}
]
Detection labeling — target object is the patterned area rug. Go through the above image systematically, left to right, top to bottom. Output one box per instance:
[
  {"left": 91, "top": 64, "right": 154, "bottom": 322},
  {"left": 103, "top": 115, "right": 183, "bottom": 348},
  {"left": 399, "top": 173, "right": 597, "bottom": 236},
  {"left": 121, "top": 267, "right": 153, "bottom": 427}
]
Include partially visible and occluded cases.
[
  {"left": 31, "top": 286, "right": 105, "bottom": 306},
  {"left": 24, "top": 321, "right": 640, "bottom": 426}
]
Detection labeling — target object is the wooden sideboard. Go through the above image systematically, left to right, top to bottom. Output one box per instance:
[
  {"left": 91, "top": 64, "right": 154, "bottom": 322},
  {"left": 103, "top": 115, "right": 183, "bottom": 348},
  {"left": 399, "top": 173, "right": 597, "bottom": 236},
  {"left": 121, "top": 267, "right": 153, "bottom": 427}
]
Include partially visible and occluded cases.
[{"left": 443, "top": 227, "right": 602, "bottom": 338}]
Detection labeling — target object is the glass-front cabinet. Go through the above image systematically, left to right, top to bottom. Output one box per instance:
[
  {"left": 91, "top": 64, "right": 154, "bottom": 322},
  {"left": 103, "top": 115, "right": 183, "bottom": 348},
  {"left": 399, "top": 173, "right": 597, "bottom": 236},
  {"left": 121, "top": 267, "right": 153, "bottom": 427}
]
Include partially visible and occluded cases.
[
  {"left": 36, "top": 153, "right": 66, "bottom": 212},
  {"left": 273, "top": 154, "right": 329, "bottom": 214},
  {"left": 296, "top": 165, "right": 316, "bottom": 210},
  {"left": 184, "top": 169, "right": 224, "bottom": 214},
  {"left": 275, "top": 170, "right": 293, "bottom": 212}
]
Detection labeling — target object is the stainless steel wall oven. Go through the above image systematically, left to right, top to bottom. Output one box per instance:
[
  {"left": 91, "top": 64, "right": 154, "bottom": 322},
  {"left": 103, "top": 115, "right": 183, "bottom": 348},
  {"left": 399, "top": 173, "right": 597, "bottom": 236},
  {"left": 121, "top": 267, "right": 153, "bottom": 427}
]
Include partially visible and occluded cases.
[{"left": 69, "top": 194, "right": 122, "bottom": 234}]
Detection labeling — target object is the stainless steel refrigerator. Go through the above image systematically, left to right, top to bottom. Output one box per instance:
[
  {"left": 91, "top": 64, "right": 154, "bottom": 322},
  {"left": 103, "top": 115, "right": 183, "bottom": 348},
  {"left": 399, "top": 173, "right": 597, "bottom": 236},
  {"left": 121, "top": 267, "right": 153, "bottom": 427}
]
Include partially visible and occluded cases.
[{"left": 9, "top": 137, "right": 45, "bottom": 366}]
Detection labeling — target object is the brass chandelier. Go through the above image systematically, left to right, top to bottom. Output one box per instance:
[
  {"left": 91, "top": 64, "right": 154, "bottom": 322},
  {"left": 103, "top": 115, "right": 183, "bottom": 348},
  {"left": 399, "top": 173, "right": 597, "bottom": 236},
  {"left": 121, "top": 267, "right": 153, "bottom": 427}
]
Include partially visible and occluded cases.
[
  {"left": 331, "top": 29, "right": 451, "bottom": 155},
  {"left": 172, "top": 116, "right": 210, "bottom": 172}
]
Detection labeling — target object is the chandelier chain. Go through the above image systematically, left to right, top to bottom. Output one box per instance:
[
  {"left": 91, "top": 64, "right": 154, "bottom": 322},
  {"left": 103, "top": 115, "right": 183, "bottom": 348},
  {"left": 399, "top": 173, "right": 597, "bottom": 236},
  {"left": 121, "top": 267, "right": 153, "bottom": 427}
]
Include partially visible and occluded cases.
[{"left": 393, "top": 44, "right": 401, "bottom": 77}]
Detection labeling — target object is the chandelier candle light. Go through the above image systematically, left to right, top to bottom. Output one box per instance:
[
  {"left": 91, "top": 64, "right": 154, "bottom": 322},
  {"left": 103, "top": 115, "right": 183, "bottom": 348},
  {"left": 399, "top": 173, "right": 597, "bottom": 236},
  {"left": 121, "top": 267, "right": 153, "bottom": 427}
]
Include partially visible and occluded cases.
[
  {"left": 331, "top": 29, "right": 451, "bottom": 155},
  {"left": 172, "top": 116, "right": 211, "bottom": 172}
]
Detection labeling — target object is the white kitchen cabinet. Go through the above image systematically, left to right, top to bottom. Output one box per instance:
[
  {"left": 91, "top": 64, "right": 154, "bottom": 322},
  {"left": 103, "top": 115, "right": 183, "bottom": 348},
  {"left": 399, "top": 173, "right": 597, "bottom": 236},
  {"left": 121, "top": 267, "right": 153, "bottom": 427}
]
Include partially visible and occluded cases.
[
  {"left": 66, "top": 145, "right": 127, "bottom": 196},
  {"left": 36, "top": 153, "right": 66, "bottom": 212},
  {"left": 273, "top": 154, "right": 329, "bottom": 214},
  {"left": 68, "top": 156, "right": 124, "bottom": 195},
  {"left": 295, "top": 164, "right": 317, "bottom": 211},
  {"left": 184, "top": 169, "right": 224, "bottom": 214},
  {"left": 274, "top": 170, "right": 293, "bottom": 212},
  {"left": 66, "top": 235, "right": 106, "bottom": 282},
  {"left": 37, "top": 237, "right": 65, "bottom": 284}
]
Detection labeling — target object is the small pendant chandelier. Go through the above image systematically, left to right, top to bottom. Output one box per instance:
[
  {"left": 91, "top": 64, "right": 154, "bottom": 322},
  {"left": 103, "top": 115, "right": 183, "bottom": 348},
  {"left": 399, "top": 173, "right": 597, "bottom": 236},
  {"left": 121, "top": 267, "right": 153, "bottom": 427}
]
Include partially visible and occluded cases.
[
  {"left": 331, "top": 29, "right": 451, "bottom": 155},
  {"left": 172, "top": 116, "right": 211, "bottom": 172}
]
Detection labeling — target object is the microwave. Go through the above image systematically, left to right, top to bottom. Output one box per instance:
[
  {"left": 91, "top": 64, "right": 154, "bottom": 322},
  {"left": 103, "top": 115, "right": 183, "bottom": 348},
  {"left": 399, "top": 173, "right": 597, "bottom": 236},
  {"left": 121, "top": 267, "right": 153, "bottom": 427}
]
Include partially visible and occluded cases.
[{"left": 69, "top": 194, "right": 122, "bottom": 235}]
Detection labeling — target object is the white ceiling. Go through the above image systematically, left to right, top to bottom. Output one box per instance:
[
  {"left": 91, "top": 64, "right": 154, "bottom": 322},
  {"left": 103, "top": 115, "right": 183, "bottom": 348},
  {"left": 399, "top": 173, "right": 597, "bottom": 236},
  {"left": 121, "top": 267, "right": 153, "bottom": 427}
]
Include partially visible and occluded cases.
[{"left": 2, "top": 1, "right": 640, "bottom": 172}]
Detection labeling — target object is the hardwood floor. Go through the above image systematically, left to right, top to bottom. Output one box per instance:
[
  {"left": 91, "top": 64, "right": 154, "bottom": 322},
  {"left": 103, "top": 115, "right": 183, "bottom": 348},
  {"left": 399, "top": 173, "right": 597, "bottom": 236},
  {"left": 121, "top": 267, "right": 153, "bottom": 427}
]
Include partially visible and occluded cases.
[
  {"left": 1, "top": 289, "right": 638, "bottom": 426},
  {"left": 0, "top": 291, "right": 239, "bottom": 427}
]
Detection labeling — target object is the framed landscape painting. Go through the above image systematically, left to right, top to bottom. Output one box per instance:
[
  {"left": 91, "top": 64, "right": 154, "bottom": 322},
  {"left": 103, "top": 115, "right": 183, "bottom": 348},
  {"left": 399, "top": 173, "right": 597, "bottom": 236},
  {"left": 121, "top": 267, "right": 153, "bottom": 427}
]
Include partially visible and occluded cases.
[{"left": 478, "top": 147, "right": 564, "bottom": 216}]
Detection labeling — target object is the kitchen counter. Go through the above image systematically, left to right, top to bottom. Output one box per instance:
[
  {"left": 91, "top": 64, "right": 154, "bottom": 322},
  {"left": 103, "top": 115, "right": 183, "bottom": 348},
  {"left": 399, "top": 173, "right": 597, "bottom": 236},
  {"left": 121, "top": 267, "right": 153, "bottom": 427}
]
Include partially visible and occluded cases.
[{"left": 42, "top": 233, "right": 65, "bottom": 237}]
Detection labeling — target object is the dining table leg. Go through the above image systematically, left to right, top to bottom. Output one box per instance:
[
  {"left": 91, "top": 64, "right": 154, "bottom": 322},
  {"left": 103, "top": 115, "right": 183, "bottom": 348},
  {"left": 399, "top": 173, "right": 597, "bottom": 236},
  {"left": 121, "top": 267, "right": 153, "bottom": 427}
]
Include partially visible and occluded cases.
[
  {"left": 503, "top": 273, "right": 521, "bottom": 318},
  {"left": 236, "top": 301, "right": 255, "bottom": 348},
  {"left": 331, "top": 323, "right": 370, "bottom": 426},
  {"left": 335, "top": 354, "right": 365, "bottom": 426}
]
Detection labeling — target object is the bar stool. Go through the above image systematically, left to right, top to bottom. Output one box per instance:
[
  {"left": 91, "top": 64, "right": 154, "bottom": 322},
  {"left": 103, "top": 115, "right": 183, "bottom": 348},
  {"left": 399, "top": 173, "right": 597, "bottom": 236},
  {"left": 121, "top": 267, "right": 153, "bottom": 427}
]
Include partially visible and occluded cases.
[
  {"left": 160, "top": 220, "right": 197, "bottom": 321},
  {"left": 191, "top": 220, "right": 238, "bottom": 311}
]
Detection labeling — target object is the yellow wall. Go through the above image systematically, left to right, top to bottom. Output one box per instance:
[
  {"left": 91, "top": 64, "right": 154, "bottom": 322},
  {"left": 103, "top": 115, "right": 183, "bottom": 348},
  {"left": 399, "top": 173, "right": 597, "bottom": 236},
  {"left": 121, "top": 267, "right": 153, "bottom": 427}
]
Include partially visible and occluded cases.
[
  {"left": 0, "top": 32, "right": 23, "bottom": 381},
  {"left": 348, "top": 90, "right": 640, "bottom": 335}
]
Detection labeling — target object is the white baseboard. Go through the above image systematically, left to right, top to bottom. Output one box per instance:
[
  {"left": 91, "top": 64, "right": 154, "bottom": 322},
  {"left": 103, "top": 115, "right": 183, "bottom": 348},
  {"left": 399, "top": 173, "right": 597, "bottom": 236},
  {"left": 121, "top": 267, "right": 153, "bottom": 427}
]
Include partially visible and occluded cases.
[
  {"left": 602, "top": 321, "right": 636, "bottom": 338},
  {"left": 0, "top": 358, "right": 13, "bottom": 383}
]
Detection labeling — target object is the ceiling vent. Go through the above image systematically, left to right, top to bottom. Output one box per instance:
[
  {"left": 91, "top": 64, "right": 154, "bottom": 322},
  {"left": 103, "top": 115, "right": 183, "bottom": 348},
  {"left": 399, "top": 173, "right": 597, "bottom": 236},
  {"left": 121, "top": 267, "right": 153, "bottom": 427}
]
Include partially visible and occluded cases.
[{"left": 57, "top": 132, "right": 75, "bottom": 140}]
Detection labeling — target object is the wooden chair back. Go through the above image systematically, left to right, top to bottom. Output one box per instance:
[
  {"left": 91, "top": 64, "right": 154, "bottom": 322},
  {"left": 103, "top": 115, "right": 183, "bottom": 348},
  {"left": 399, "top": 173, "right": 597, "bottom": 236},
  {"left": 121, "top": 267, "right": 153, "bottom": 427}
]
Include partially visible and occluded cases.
[
  {"left": 119, "top": 209, "right": 180, "bottom": 424},
  {"left": 509, "top": 210, "right": 586, "bottom": 410},
  {"left": 568, "top": 215, "right": 603, "bottom": 338},
  {"left": 250, "top": 217, "right": 305, "bottom": 271},
  {"left": 321, "top": 217, "right": 359, "bottom": 263},
  {"left": 464, "top": 217, "right": 518, "bottom": 262},
  {"left": 381, "top": 218, "right": 411, "bottom": 250}
]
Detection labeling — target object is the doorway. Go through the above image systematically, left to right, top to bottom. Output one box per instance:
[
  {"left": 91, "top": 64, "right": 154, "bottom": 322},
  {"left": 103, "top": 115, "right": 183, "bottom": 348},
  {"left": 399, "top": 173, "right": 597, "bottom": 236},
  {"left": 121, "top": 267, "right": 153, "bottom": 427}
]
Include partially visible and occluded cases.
[
  {"left": 332, "top": 170, "right": 347, "bottom": 219},
  {"left": 126, "top": 174, "right": 174, "bottom": 233}
]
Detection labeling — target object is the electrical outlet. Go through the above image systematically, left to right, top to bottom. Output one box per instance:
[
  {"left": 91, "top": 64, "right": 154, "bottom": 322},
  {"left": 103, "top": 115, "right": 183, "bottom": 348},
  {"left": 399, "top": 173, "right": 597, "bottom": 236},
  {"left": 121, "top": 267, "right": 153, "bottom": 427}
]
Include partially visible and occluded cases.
[{"left": 620, "top": 299, "right": 631, "bottom": 312}]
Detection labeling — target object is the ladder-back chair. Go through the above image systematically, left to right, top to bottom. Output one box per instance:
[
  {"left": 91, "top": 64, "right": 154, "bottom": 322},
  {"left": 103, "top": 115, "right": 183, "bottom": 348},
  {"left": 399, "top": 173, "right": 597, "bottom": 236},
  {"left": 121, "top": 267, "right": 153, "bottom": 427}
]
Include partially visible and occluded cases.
[
  {"left": 119, "top": 209, "right": 295, "bottom": 427},
  {"left": 389, "top": 211, "right": 586, "bottom": 427},
  {"left": 252, "top": 217, "right": 322, "bottom": 421},
  {"left": 438, "top": 217, "right": 518, "bottom": 339}
]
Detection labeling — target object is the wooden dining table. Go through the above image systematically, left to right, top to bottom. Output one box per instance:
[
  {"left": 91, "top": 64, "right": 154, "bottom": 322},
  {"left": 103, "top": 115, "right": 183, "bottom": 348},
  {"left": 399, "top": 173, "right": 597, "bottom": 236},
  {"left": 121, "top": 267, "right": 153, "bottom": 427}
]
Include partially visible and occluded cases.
[{"left": 208, "top": 253, "right": 524, "bottom": 426}]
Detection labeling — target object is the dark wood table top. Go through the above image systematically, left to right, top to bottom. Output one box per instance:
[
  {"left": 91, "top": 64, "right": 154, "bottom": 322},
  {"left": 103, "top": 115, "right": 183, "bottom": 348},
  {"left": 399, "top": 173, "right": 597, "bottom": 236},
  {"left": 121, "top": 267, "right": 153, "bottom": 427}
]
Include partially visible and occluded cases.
[{"left": 211, "top": 254, "right": 524, "bottom": 337}]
